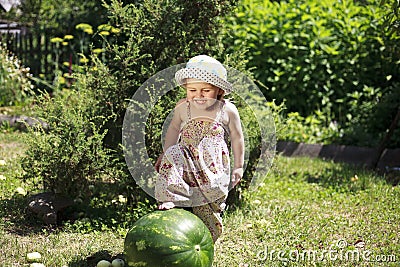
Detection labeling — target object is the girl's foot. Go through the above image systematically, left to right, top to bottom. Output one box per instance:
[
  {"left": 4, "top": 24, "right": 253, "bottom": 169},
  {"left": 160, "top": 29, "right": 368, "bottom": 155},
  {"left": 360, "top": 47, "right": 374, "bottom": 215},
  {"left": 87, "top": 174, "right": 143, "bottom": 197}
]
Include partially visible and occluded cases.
[{"left": 158, "top": 202, "right": 175, "bottom": 210}]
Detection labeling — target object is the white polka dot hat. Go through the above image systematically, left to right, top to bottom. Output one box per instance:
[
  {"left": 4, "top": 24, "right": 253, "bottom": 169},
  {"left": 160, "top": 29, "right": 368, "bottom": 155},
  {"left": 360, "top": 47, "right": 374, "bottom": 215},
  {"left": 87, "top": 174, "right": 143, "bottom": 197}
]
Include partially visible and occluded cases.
[{"left": 175, "top": 55, "right": 233, "bottom": 94}]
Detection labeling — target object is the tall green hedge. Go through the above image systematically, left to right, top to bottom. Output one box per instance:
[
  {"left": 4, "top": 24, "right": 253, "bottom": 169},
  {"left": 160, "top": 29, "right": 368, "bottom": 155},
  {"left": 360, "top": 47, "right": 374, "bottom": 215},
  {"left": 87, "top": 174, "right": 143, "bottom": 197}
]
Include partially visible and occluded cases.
[{"left": 224, "top": 0, "right": 400, "bottom": 147}]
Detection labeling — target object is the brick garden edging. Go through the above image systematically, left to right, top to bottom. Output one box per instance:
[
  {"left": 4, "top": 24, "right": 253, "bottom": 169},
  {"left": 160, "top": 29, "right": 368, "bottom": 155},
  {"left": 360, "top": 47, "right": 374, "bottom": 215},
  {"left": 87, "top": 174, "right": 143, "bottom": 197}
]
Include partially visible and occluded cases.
[{"left": 276, "top": 141, "right": 400, "bottom": 170}]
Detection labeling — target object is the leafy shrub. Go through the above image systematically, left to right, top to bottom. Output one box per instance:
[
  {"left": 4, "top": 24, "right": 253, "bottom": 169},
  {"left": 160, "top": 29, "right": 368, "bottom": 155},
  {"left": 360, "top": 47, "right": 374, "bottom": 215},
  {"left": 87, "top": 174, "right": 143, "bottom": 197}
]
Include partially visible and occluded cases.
[
  {"left": 22, "top": 0, "right": 275, "bottom": 208},
  {"left": 224, "top": 0, "right": 400, "bottom": 147},
  {"left": 225, "top": 0, "right": 398, "bottom": 117},
  {"left": 0, "top": 44, "right": 34, "bottom": 106},
  {"left": 341, "top": 83, "right": 400, "bottom": 147},
  {"left": 21, "top": 88, "right": 121, "bottom": 200},
  {"left": 280, "top": 111, "right": 341, "bottom": 144}
]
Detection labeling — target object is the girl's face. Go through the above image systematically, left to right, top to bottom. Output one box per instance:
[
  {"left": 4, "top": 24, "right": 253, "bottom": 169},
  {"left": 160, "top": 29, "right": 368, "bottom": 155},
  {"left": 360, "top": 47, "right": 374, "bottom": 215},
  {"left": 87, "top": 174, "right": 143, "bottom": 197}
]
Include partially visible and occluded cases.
[{"left": 185, "top": 78, "right": 224, "bottom": 109}]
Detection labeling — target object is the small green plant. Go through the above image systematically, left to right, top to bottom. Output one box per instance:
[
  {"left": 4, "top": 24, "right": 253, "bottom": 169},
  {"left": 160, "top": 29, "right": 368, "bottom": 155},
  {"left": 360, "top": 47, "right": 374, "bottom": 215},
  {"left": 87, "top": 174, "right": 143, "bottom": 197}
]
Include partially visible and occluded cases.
[
  {"left": 0, "top": 44, "right": 34, "bottom": 107},
  {"left": 21, "top": 88, "right": 118, "bottom": 201},
  {"left": 280, "top": 110, "right": 342, "bottom": 144}
]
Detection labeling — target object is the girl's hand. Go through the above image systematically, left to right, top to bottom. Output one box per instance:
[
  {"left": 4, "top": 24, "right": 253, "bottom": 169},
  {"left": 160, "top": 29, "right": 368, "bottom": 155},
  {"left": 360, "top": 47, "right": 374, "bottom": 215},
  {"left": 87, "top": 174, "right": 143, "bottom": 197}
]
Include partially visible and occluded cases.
[
  {"left": 154, "top": 153, "right": 164, "bottom": 172},
  {"left": 231, "top": 167, "right": 243, "bottom": 187}
]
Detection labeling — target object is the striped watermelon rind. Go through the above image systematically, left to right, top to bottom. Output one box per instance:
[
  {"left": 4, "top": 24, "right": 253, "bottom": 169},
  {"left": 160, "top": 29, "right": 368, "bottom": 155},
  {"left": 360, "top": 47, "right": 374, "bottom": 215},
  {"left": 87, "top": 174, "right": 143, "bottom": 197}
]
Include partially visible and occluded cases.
[{"left": 124, "top": 208, "right": 214, "bottom": 267}]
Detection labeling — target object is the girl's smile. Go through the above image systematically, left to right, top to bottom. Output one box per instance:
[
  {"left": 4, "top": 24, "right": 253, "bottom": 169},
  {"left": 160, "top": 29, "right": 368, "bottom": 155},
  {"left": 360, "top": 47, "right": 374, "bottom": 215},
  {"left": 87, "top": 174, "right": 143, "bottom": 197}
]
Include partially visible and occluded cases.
[
  {"left": 185, "top": 78, "right": 224, "bottom": 110},
  {"left": 193, "top": 98, "right": 208, "bottom": 105}
]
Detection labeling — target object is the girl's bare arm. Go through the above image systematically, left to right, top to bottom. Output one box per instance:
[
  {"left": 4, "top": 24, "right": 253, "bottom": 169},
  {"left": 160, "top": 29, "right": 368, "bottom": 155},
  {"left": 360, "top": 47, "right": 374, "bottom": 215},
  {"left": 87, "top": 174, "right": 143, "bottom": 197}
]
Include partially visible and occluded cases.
[
  {"left": 155, "top": 99, "right": 186, "bottom": 171},
  {"left": 226, "top": 102, "right": 245, "bottom": 186}
]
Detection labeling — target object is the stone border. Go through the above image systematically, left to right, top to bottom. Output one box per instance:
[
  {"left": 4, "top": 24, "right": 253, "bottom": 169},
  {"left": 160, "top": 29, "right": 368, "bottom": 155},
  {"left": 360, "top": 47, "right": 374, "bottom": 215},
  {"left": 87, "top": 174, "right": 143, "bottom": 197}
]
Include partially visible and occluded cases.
[{"left": 277, "top": 141, "right": 400, "bottom": 170}]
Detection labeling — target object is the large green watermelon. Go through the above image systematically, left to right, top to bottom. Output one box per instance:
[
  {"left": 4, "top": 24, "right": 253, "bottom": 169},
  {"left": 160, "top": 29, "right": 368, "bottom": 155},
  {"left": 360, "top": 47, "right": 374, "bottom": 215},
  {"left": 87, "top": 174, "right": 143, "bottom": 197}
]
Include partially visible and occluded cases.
[{"left": 124, "top": 208, "right": 214, "bottom": 267}]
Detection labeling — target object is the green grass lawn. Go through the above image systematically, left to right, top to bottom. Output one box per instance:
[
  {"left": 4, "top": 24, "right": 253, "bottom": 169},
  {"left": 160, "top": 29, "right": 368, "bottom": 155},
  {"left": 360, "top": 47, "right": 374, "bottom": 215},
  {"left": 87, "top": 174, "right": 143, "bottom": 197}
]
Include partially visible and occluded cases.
[{"left": 0, "top": 131, "right": 399, "bottom": 266}]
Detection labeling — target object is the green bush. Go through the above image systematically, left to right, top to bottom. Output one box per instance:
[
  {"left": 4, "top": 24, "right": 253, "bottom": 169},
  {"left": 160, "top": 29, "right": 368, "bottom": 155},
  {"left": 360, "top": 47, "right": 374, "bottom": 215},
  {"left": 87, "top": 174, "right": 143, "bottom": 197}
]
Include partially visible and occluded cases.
[
  {"left": 22, "top": 0, "right": 275, "bottom": 208},
  {"left": 224, "top": 0, "right": 400, "bottom": 147},
  {"left": 0, "top": 44, "right": 34, "bottom": 107},
  {"left": 341, "top": 82, "right": 400, "bottom": 147},
  {"left": 21, "top": 88, "right": 120, "bottom": 200},
  {"left": 280, "top": 111, "right": 341, "bottom": 144}
]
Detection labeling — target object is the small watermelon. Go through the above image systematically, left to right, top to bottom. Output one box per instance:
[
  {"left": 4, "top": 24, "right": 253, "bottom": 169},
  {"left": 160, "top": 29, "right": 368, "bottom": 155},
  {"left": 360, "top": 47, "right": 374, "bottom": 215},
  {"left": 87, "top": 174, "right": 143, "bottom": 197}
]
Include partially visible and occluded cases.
[{"left": 124, "top": 208, "right": 214, "bottom": 267}]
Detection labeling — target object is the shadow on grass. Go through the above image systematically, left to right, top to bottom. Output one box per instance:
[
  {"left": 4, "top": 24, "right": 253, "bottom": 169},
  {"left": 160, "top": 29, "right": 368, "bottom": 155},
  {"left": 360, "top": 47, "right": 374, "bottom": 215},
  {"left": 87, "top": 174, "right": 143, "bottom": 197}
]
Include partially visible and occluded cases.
[
  {"left": 300, "top": 161, "right": 399, "bottom": 192},
  {"left": 0, "top": 181, "right": 156, "bottom": 237},
  {"left": 0, "top": 195, "right": 47, "bottom": 235},
  {"left": 68, "top": 250, "right": 124, "bottom": 267}
]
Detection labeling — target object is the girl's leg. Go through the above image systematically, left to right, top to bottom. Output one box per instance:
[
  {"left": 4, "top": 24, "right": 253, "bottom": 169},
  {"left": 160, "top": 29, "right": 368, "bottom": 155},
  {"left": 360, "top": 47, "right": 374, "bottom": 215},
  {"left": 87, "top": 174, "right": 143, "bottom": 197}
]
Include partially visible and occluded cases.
[{"left": 192, "top": 197, "right": 225, "bottom": 242}]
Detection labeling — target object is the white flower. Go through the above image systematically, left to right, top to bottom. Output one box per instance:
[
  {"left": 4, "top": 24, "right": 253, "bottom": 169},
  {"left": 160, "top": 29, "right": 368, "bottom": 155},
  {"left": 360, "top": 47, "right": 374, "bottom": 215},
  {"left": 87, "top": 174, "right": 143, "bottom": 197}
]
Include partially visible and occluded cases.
[
  {"left": 16, "top": 187, "right": 27, "bottom": 196},
  {"left": 118, "top": 195, "right": 127, "bottom": 203}
]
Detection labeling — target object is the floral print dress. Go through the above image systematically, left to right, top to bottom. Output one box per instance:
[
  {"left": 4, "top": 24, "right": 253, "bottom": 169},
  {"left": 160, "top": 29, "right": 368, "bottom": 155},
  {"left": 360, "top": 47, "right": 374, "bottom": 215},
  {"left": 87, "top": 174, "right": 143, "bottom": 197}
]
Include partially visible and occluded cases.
[{"left": 155, "top": 100, "right": 230, "bottom": 241}]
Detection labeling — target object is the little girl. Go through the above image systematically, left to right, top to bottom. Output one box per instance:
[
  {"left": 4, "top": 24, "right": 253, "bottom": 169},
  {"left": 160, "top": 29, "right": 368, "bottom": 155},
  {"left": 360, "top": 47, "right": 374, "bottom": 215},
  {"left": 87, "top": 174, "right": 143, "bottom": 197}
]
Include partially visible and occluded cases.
[{"left": 154, "top": 55, "right": 244, "bottom": 242}]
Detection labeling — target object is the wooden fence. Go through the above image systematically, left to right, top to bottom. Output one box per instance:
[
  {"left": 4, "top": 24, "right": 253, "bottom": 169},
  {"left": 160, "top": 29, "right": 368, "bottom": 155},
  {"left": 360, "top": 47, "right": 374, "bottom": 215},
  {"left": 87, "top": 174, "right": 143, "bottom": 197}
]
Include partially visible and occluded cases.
[{"left": 0, "top": 22, "right": 72, "bottom": 79}]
